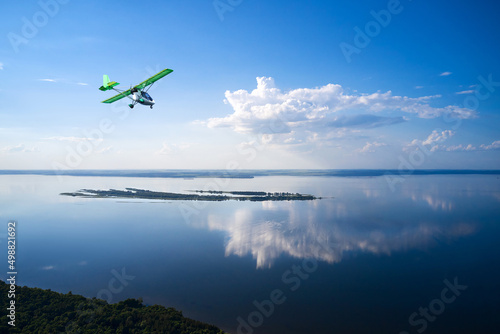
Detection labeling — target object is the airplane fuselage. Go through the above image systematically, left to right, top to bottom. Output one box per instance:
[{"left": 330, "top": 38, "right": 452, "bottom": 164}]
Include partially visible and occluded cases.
[{"left": 131, "top": 91, "right": 155, "bottom": 106}]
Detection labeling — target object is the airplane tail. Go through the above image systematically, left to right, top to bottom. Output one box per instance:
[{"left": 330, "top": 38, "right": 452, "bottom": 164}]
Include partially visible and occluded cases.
[{"left": 99, "top": 75, "right": 120, "bottom": 91}]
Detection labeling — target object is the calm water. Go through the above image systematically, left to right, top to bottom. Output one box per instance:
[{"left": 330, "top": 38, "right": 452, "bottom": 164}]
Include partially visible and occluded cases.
[{"left": 1, "top": 174, "right": 499, "bottom": 333}]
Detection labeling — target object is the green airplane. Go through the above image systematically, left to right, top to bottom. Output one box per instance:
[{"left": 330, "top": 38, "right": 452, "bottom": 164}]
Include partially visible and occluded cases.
[{"left": 99, "top": 68, "right": 173, "bottom": 109}]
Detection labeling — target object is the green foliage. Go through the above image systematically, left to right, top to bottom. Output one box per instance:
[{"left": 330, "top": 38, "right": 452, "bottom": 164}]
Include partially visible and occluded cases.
[{"left": 0, "top": 280, "right": 225, "bottom": 334}]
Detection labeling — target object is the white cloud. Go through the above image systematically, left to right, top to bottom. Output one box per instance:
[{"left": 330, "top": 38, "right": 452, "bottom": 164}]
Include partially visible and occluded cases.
[
  {"left": 440, "top": 71, "right": 453, "bottom": 76},
  {"left": 201, "top": 77, "right": 476, "bottom": 147},
  {"left": 38, "top": 79, "right": 88, "bottom": 86},
  {"left": 415, "top": 86, "right": 424, "bottom": 89},
  {"left": 456, "top": 90, "right": 475, "bottom": 95},
  {"left": 405, "top": 130, "right": 455, "bottom": 152},
  {"left": 422, "top": 130, "right": 454, "bottom": 146},
  {"left": 406, "top": 132, "right": 500, "bottom": 152},
  {"left": 44, "top": 136, "right": 101, "bottom": 143},
  {"left": 480, "top": 140, "right": 500, "bottom": 150},
  {"left": 358, "top": 141, "right": 387, "bottom": 153},
  {"left": 435, "top": 141, "right": 500, "bottom": 152},
  {"left": 156, "top": 142, "right": 192, "bottom": 155},
  {"left": 0, "top": 144, "right": 40, "bottom": 153},
  {"left": 0, "top": 144, "right": 25, "bottom": 153},
  {"left": 445, "top": 144, "right": 476, "bottom": 151},
  {"left": 26, "top": 146, "right": 40, "bottom": 153},
  {"left": 95, "top": 146, "right": 113, "bottom": 154},
  {"left": 41, "top": 265, "right": 55, "bottom": 270}
]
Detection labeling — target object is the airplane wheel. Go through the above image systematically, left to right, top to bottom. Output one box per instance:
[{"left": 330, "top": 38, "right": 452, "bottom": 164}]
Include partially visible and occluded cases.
[
  {"left": 129, "top": 104, "right": 134, "bottom": 109},
  {"left": 150, "top": 106, "right": 153, "bottom": 109}
]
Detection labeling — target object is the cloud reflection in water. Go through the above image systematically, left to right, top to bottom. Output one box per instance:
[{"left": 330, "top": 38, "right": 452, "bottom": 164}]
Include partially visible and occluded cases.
[{"left": 205, "top": 190, "right": 476, "bottom": 268}]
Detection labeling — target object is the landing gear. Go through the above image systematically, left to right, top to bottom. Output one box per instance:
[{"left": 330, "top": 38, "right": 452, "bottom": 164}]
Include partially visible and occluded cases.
[
  {"left": 129, "top": 104, "right": 134, "bottom": 109},
  {"left": 150, "top": 105, "right": 153, "bottom": 109}
]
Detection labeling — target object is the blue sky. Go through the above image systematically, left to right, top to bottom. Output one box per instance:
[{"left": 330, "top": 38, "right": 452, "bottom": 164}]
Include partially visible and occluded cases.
[{"left": 1, "top": 0, "right": 499, "bottom": 169}]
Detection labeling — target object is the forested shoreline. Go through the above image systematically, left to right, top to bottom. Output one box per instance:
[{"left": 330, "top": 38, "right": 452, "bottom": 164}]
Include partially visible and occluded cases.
[{"left": 0, "top": 280, "right": 224, "bottom": 333}]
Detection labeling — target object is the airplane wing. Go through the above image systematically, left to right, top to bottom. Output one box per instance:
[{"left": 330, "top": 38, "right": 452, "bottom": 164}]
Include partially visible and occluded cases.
[
  {"left": 133, "top": 68, "right": 173, "bottom": 91},
  {"left": 101, "top": 89, "right": 132, "bottom": 103}
]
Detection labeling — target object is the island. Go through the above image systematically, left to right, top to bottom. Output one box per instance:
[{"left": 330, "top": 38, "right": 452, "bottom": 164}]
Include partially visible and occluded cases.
[{"left": 60, "top": 188, "right": 320, "bottom": 201}]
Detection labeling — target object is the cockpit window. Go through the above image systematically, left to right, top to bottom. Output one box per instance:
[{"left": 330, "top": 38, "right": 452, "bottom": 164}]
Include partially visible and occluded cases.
[{"left": 142, "top": 92, "right": 152, "bottom": 101}]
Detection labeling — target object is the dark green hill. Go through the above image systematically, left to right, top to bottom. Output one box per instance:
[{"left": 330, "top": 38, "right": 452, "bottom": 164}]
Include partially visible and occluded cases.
[{"left": 0, "top": 280, "right": 224, "bottom": 334}]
